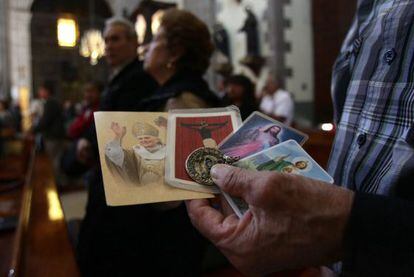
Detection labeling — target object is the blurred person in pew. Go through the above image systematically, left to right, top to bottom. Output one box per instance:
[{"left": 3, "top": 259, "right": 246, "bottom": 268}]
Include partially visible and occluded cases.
[
  {"left": 222, "top": 74, "right": 258, "bottom": 120},
  {"left": 259, "top": 74, "right": 294, "bottom": 125},
  {"left": 67, "top": 81, "right": 102, "bottom": 140},
  {"left": 31, "top": 82, "right": 65, "bottom": 182},
  {"left": 0, "top": 99, "right": 15, "bottom": 131},
  {"left": 0, "top": 99, "right": 14, "bottom": 157}
]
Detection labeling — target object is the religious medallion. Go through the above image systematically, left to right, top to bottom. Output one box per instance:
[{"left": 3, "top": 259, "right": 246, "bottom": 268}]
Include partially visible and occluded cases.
[{"left": 185, "top": 147, "right": 239, "bottom": 186}]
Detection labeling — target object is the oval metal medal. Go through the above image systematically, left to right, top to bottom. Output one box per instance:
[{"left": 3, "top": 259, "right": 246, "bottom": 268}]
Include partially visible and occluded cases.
[{"left": 185, "top": 147, "right": 238, "bottom": 186}]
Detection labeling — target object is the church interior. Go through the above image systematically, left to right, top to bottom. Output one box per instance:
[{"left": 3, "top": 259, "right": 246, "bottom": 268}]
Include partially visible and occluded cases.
[{"left": 0, "top": 0, "right": 357, "bottom": 276}]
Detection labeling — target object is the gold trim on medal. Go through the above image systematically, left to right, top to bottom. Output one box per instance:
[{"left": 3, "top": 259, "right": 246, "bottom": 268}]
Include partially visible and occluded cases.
[{"left": 185, "top": 147, "right": 239, "bottom": 186}]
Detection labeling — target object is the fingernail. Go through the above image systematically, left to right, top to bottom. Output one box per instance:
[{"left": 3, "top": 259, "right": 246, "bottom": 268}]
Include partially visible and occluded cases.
[{"left": 211, "top": 164, "right": 230, "bottom": 181}]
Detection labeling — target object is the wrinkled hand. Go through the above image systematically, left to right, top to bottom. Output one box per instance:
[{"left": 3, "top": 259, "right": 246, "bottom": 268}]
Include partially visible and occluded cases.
[
  {"left": 110, "top": 122, "right": 126, "bottom": 140},
  {"left": 186, "top": 164, "right": 354, "bottom": 276}
]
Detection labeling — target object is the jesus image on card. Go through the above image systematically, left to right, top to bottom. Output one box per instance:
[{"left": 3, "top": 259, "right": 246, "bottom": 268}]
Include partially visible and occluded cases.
[
  {"left": 165, "top": 107, "right": 242, "bottom": 194},
  {"left": 219, "top": 112, "right": 308, "bottom": 160},
  {"left": 105, "top": 118, "right": 167, "bottom": 185},
  {"left": 180, "top": 120, "right": 229, "bottom": 148}
]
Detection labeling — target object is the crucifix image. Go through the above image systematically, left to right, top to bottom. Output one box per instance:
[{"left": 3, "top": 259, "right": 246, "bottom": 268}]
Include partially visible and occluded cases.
[{"left": 180, "top": 120, "right": 228, "bottom": 148}]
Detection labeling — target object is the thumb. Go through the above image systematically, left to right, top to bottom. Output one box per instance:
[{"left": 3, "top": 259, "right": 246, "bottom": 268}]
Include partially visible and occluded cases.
[{"left": 211, "top": 164, "right": 256, "bottom": 201}]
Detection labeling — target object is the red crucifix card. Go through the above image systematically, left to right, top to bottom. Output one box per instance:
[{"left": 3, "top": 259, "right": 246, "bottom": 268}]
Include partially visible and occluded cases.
[{"left": 166, "top": 107, "right": 242, "bottom": 193}]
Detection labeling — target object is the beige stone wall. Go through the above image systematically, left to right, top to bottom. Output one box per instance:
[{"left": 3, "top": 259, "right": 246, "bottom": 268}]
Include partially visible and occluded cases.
[{"left": 0, "top": 0, "right": 9, "bottom": 98}]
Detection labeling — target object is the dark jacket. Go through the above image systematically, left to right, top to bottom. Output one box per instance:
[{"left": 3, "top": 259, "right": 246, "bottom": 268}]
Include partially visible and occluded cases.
[
  {"left": 77, "top": 59, "right": 159, "bottom": 276},
  {"left": 100, "top": 59, "right": 158, "bottom": 111},
  {"left": 139, "top": 70, "right": 220, "bottom": 111},
  {"left": 33, "top": 97, "right": 65, "bottom": 139},
  {"left": 343, "top": 139, "right": 414, "bottom": 277}
]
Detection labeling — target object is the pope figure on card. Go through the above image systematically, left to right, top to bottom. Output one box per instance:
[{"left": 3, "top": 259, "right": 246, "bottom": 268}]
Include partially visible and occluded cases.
[{"left": 105, "top": 117, "right": 167, "bottom": 185}]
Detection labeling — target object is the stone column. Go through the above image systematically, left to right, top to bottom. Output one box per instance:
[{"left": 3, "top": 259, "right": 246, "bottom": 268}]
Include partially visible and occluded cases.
[
  {"left": 0, "top": 0, "right": 10, "bottom": 98},
  {"left": 8, "top": 0, "right": 32, "bottom": 130},
  {"left": 8, "top": 0, "right": 32, "bottom": 95},
  {"left": 181, "top": 0, "right": 217, "bottom": 89},
  {"left": 266, "top": 0, "right": 288, "bottom": 87},
  {"left": 267, "top": 0, "right": 315, "bottom": 126}
]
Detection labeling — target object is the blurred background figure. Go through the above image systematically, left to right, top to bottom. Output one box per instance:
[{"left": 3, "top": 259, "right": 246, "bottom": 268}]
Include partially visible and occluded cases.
[
  {"left": 142, "top": 9, "right": 219, "bottom": 110},
  {"left": 224, "top": 74, "right": 257, "bottom": 120},
  {"left": 259, "top": 74, "right": 294, "bottom": 125},
  {"left": 60, "top": 81, "right": 103, "bottom": 183},
  {"left": 67, "top": 81, "right": 102, "bottom": 140},
  {"left": 31, "top": 82, "right": 65, "bottom": 183},
  {"left": 29, "top": 92, "right": 44, "bottom": 131},
  {"left": 0, "top": 99, "right": 15, "bottom": 131},
  {"left": 0, "top": 99, "right": 15, "bottom": 157},
  {"left": 9, "top": 99, "right": 22, "bottom": 133},
  {"left": 62, "top": 100, "right": 77, "bottom": 131}
]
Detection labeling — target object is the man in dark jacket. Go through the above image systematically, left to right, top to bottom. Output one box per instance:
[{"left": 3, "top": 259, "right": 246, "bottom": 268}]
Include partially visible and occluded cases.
[
  {"left": 75, "top": 17, "right": 159, "bottom": 277},
  {"left": 74, "top": 19, "right": 156, "bottom": 276}
]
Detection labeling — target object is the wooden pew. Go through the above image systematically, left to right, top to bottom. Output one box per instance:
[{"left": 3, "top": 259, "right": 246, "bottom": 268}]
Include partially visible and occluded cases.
[
  {"left": 298, "top": 127, "right": 335, "bottom": 169},
  {"left": 0, "top": 137, "right": 32, "bottom": 277},
  {"left": 1, "top": 142, "right": 80, "bottom": 276},
  {"left": 7, "top": 145, "right": 35, "bottom": 277}
]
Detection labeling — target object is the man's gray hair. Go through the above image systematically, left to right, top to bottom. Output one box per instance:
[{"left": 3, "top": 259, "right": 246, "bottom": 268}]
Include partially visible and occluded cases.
[{"left": 104, "top": 17, "right": 137, "bottom": 40}]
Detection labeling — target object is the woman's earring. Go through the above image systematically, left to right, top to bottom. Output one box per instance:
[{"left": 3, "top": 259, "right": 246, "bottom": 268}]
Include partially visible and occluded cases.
[{"left": 167, "top": 61, "right": 173, "bottom": 69}]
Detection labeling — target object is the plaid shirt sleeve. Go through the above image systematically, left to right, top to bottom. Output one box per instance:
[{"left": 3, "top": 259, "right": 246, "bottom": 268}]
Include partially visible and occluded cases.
[{"left": 329, "top": 0, "right": 414, "bottom": 274}]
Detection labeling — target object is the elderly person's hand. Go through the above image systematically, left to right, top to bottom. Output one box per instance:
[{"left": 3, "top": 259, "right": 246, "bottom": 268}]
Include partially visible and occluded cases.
[{"left": 186, "top": 164, "right": 354, "bottom": 276}]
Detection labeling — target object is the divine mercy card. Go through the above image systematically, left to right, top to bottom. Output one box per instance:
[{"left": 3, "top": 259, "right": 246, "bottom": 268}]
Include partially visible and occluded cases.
[
  {"left": 165, "top": 106, "right": 242, "bottom": 194},
  {"left": 94, "top": 111, "right": 214, "bottom": 206},
  {"left": 219, "top": 111, "right": 308, "bottom": 160},
  {"left": 224, "top": 140, "right": 333, "bottom": 218}
]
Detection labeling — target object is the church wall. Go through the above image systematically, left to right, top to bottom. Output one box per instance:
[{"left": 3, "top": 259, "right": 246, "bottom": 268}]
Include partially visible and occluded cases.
[
  {"left": 0, "top": 0, "right": 9, "bottom": 98},
  {"left": 1, "top": 0, "right": 348, "bottom": 127},
  {"left": 7, "top": 0, "right": 32, "bottom": 129},
  {"left": 108, "top": 0, "right": 182, "bottom": 17},
  {"left": 284, "top": 0, "right": 314, "bottom": 125},
  {"left": 284, "top": 0, "right": 314, "bottom": 103}
]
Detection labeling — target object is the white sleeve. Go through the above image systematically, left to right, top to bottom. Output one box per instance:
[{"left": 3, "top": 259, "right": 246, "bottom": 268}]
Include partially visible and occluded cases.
[
  {"left": 273, "top": 93, "right": 294, "bottom": 124},
  {"left": 259, "top": 96, "right": 274, "bottom": 114},
  {"left": 105, "top": 139, "right": 125, "bottom": 167}
]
